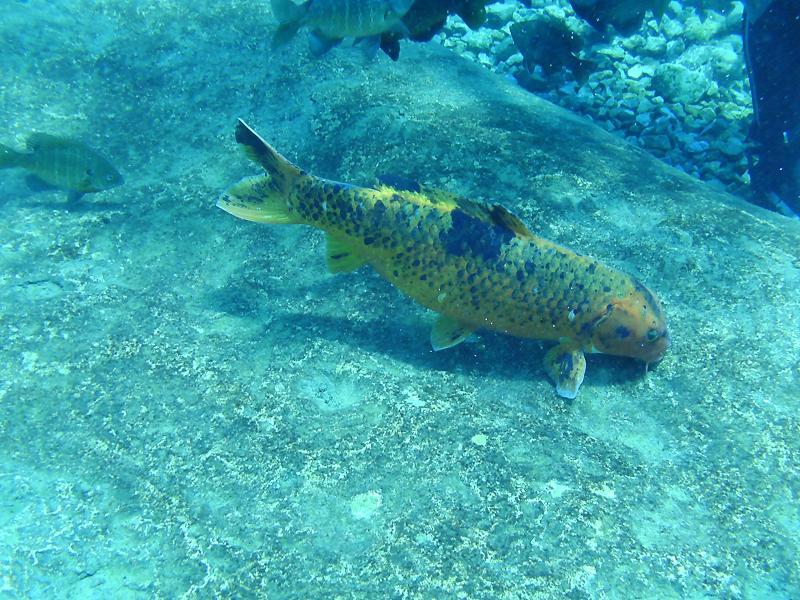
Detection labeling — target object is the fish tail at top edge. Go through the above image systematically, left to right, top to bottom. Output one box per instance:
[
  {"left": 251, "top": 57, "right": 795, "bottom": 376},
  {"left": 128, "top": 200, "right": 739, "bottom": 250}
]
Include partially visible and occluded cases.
[
  {"left": 271, "top": 0, "right": 307, "bottom": 47},
  {"left": 271, "top": 0, "right": 307, "bottom": 24}
]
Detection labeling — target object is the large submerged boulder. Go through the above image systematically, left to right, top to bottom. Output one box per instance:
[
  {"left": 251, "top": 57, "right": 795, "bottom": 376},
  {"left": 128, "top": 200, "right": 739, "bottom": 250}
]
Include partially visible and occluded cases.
[{"left": 1, "top": 5, "right": 798, "bottom": 597}]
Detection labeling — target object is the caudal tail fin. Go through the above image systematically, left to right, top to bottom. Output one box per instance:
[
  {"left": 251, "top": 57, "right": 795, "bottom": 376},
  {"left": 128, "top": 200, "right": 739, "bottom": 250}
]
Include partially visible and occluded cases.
[
  {"left": 217, "top": 120, "right": 306, "bottom": 224},
  {"left": 0, "top": 143, "right": 22, "bottom": 169}
]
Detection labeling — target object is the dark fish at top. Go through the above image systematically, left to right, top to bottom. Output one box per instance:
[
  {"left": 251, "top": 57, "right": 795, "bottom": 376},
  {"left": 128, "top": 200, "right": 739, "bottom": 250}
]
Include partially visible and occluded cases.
[
  {"left": 271, "top": 0, "right": 414, "bottom": 56},
  {"left": 379, "top": 0, "right": 492, "bottom": 60},
  {"left": 568, "top": 0, "right": 670, "bottom": 36},
  {"left": 510, "top": 16, "right": 595, "bottom": 81},
  {"left": 218, "top": 121, "right": 670, "bottom": 399},
  {"left": 0, "top": 133, "right": 123, "bottom": 202}
]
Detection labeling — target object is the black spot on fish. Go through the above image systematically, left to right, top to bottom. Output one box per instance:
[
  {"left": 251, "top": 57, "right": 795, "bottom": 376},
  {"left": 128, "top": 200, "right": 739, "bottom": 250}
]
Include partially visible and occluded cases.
[
  {"left": 371, "top": 200, "right": 386, "bottom": 227},
  {"left": 444, "top": 209, "right": 514, "bottom": 261},
  {"left": 364, "top": 236, "right": 375, "bottom": 245},
  {"left": 588, "top": 263, "right": 597, "bottom": 274},
  {"left": 633, "top": 279, "right": 661, "bottom": 318},
  {"left": 615, "top": 325, "right": 631, "bottom": 338}
]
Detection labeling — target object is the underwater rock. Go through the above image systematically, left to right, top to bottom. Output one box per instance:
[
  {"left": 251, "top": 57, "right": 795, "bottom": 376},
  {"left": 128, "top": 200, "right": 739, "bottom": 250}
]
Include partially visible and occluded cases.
[
  {"left": 440, "top": 1, "right": 752, "bottom": 198},
  {"left": 485, "top": 1, "right": 516, "bottom": 27},
  {"left": 683, "top": 10, "right": 724, "bottom": 42},
  {"left": 2, "top": 13, "right": 799, "bottom": 596},
  {"left": 679, "top": 41, "right": 742, "bottom": 79},
  {"left": 652, "top": 62, "right": 708, "bottom": 104}
]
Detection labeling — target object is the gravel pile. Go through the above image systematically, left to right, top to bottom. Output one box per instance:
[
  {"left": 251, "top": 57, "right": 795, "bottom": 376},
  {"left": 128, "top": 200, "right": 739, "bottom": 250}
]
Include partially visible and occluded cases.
[{"left": 437, "top": 0, "right": 752, "bottom": 196}]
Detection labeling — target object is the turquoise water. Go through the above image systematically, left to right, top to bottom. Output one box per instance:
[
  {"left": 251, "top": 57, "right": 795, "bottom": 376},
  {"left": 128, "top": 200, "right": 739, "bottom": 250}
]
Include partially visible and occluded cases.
[{"left": 1, "top": 1, "right": 799, "bottom": 598}]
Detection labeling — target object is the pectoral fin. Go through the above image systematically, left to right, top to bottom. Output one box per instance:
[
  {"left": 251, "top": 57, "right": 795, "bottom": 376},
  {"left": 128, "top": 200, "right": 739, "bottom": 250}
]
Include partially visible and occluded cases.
[
  {"left": 309, "top": 31, "right": 340, "bottom": 56},
  {"left": 67, "top": 190, "right": 85, "bottom": 204},
  {"left": 326, "top": 233, "right": 367, "bottom": 273},
  {"left": 430, "top": 315, "right": 476, "bottom": 350},
  {"left": 544, "top": 343, "right": 586, "bottom": 399}
]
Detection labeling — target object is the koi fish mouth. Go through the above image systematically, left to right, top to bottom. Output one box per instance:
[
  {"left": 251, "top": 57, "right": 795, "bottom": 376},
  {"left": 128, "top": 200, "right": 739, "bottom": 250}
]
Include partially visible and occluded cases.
[{"left": 641, "top": 330, "right": 670, "bottom": 365}]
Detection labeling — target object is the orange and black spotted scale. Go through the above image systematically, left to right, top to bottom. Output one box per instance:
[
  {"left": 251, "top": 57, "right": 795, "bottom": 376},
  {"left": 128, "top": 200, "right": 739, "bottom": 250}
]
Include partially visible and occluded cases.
[{"left": 218, "top": 120, "right": 669, "bottom": 398}]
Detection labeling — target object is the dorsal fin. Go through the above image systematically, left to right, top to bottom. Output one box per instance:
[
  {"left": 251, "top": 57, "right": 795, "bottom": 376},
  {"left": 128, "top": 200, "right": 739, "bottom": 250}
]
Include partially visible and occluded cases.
[
  {"left": 26, "top": 133, "right": 82, "bottom": 151},
  {"left": 377, "top": 174, "right": 421, "bottom": 193},
  {"left": 375, "top": 175, "right": 460, "bottom": 210},
  {"left": 423, "top": 186, "right": 461, "bottom": 207},
  {"left": 454, "top": 197, "right": 533, "bottom": 239},
  {"left": 488, "top": 204, "right": 533, "bottom": 238}
]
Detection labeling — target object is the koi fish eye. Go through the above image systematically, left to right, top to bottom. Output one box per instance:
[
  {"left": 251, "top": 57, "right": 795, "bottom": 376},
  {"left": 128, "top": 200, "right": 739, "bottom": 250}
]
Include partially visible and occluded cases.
[{"left": 646, "top": 328, "right": 660, "bottom": 342}]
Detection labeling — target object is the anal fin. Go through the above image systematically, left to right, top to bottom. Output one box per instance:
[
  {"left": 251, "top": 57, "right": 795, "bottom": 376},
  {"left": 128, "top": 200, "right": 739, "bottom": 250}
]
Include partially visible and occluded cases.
[
  {"left": 326, "top": 233, "right": 367, "bottom": 273},
  {"left": 430, "top": 315, "right": 476, "bottom": 351}
]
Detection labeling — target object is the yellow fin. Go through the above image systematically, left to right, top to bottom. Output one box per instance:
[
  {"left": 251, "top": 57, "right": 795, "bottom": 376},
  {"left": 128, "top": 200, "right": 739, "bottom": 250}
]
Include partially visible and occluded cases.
[
  {"left": 217, "top": 175, "right": 302, "bottom": 224},
  {"left": 423, "top": 187, "right": 461, "bottom": 208},
  {"left": 326, "top": 233, "right": 367, "bottom": 273},
  {"left": 430, "top": 315, "right": 476, "bottom": 351},
  {"left": 544, "top": 343, "right": 586, "bottom": 399}
]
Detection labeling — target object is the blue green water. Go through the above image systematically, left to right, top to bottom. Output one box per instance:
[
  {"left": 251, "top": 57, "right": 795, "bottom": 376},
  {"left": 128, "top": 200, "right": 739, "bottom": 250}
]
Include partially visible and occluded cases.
[{"left": 1, "top": 1, "right": 798, "bottom": 598}]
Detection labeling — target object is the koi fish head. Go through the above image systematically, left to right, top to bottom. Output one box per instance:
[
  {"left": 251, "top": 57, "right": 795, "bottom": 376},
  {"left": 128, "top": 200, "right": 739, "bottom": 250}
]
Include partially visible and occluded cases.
[{"left": 588, "top": 281, "right": 669, "bottom": 364}]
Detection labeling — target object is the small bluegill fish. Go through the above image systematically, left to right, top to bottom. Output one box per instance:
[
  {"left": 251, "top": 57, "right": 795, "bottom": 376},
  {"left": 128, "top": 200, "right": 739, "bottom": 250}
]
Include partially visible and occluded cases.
[
  {"left": 271, "top": 0, "right": 414, "bottom": 55},
  {"left": 379, "top": 0, "right": 491, "bottom": 60},
  {"left": 568, "top": 0, "right": 670, "bottom": 36},
  {"left": 219, "top": 121, "right": 670, "bottom": 399},
  {"left": 0, "top": 133, "right": 123, "bottom": 202}
]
